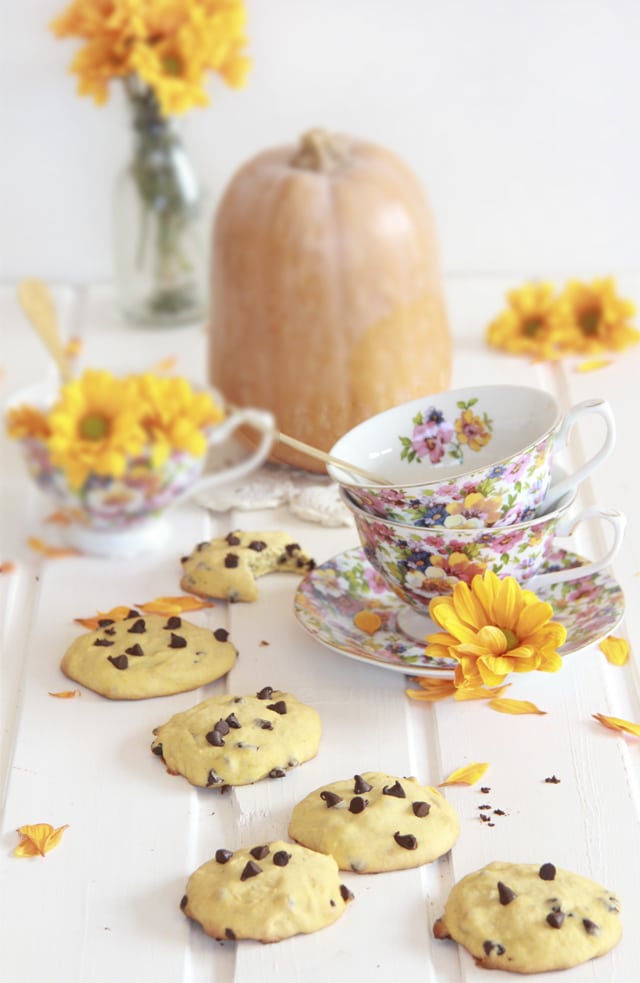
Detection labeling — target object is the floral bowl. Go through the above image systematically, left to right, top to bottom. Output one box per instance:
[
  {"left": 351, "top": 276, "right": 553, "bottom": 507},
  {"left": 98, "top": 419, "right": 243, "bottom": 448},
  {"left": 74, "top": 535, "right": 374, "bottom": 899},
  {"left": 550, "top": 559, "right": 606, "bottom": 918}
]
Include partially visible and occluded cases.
[
  {"left": 6, "top": 373, "right": 275, "bottom": 557},
  {"left": 327, "top": 385, "right": 615, "bottom": 527},
  {"left": 340, "top": 483, "right": 625, "bottom": 615}
]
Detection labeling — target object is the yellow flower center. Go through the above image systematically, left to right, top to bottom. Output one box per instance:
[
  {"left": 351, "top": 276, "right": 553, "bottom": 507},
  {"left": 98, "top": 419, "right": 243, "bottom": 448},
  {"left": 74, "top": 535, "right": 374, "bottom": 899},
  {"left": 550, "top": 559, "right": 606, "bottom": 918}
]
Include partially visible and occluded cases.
[
  {"left": 578, "top": 305, "right": 601, "bottom": 335},
  {"left": 523, "top": 316, "right": 544, "bottom": 337},
  {"left": 79, "top": 414, "right": 110, "bottom": 441},
  {"left": 500, "top": 627, "right": 520, "bottom": 651}
]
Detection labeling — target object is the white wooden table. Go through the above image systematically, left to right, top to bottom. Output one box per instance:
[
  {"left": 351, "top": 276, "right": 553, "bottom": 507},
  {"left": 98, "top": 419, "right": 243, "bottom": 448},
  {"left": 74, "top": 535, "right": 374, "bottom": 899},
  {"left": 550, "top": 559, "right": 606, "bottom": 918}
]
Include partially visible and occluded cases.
[{"left": 1, "top": 278, "right": 639, "bottom": 982}]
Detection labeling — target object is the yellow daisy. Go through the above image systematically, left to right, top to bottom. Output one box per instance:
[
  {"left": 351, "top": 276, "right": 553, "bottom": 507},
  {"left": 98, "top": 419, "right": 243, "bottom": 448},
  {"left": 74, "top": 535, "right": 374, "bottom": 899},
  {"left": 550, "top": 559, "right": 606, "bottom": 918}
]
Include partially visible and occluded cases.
[
  {"left": 556, "top": 277, "right": 639, "bottom": 353},
  {"left": 486, "top": 281, "right": 562, "bottom": 360},
  {"left": 47, "top": 370, "right": 147, "bottom": 489},
  {"left": 135, "top": 374, "right": 224, "bottom": 465},
  {"left": 425, "top": 570, "right": 566, "bottom": 690}
]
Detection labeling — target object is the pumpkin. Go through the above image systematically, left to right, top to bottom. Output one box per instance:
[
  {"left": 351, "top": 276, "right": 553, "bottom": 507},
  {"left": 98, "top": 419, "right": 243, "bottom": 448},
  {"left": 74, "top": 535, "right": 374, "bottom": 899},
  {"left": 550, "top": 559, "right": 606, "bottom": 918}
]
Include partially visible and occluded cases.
[{"left": 208, "top": 128, "right": 452, "bottom": 472}]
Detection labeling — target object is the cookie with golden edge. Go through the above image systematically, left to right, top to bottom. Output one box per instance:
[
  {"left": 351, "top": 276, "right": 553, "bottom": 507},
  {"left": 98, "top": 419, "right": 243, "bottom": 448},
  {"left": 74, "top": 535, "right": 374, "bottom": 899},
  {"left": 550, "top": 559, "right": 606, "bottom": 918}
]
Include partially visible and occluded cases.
[
  {"left": 180, "top": 529, "right": 315, "bottom": 602},
  {"left": 61, "top": 610, "right": 236, "bottom": 700},
  {"left": 151, "top": 686, "right": 321, "bottom": 787},
  {"left": 288, "top": 770, "right": 460, "bottom": 873},
  {"left": 181, "top": 839, "right": 354, "bottom": 943},
  {"left": 433, "top": 861, "right": 622, "bottom": 973}
]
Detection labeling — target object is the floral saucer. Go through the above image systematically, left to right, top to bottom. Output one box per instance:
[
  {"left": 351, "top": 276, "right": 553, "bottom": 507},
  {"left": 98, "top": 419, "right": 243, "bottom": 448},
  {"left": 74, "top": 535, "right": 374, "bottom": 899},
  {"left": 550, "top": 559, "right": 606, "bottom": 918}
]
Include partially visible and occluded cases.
[{"left": 293, "top": 547, "right": 625, "bottom": 678}]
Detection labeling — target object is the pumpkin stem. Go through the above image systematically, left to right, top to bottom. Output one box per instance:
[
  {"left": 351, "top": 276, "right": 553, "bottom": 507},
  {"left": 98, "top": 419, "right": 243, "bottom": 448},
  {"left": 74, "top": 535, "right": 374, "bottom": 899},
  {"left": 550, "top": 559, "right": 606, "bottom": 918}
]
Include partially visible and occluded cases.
[{"left": 290, "top": 128, "right": 347, "bottom": 173}]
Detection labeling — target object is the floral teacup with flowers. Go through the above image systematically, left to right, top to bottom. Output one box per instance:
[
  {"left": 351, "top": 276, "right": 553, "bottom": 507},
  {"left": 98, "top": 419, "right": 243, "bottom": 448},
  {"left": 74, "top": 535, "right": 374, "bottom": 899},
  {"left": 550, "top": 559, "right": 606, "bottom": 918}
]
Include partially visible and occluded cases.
[
  {"left": 6, "top": 370, "right": 275, "bottom": 556},
  {"left": 327, "top": 385, "right": 615, "bottom": 527}
]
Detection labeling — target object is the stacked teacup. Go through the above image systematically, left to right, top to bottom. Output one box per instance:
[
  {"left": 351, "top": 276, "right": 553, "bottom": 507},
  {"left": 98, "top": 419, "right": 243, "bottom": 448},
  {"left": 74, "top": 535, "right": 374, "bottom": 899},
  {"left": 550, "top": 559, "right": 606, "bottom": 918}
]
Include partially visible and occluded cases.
[{"left": 327, "top": 385, "right": 624, "bottom": 633}]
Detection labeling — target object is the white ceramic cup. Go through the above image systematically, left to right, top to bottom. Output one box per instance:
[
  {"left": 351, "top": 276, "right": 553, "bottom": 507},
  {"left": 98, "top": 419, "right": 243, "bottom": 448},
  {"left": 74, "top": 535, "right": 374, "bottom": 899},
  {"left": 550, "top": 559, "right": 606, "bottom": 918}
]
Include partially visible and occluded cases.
[
  {"left": 6, "top": 379, "right": 276, "bottom": 557},
  {"left": 327, "top": 385, "right": 616, "bottom": 527}
]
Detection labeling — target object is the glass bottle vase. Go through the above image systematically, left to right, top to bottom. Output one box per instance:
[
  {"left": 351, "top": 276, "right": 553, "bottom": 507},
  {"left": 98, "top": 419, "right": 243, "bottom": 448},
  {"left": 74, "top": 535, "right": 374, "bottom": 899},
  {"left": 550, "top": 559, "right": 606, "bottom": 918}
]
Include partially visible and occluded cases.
[{"left": 114, "top": 82, "right": 209, "bottom": 327}]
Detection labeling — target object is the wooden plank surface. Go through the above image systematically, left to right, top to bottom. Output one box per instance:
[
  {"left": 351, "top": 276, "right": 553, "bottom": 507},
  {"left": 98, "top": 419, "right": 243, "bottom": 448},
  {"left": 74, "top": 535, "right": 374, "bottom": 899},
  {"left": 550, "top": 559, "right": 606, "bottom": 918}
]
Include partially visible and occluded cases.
[{"left": 1, "top": 278, "right": 639, "bottom": 981}]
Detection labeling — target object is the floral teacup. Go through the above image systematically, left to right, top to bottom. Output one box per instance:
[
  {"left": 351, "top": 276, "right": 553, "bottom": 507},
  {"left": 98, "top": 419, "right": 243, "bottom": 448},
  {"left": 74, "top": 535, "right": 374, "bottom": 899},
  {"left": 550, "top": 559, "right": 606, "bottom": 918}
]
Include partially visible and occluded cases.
[
  {"left": 6, "top": 373, "right": 276, "bottom": 557},
  {"left": 327, "top": 385, "right": 615, "bottom": 526},
  {"left": 340, "top": 484, "right": 625, "bottom": 617}
]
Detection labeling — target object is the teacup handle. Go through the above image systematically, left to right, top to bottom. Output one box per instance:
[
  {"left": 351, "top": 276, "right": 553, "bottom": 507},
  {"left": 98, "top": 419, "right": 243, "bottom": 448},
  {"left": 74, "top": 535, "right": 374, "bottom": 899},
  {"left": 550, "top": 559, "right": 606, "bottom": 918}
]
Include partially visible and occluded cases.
[
  {"left": 545, "top": 398, "right": 616, "bottom": 508},
  {"left": 174, "top": 406, "right": 276, "bottom": 504},
  {"left": 530, "top": 506, "right": 626, "bottom": 588}
]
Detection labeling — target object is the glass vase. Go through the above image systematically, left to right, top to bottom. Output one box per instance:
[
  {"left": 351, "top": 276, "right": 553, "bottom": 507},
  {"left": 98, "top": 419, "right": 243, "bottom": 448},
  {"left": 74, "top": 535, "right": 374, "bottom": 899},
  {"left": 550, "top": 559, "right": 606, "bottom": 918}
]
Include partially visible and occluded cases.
[{"left": 114, "top": 81, "right": 209, "bottom": 327}]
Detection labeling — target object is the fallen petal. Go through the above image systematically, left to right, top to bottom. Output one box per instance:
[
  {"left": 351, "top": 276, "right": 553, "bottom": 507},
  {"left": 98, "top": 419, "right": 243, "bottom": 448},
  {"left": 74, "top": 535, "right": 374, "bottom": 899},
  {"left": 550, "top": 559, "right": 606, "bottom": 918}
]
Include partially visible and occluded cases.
[
  {"left": 599, "top": 636, "right": 630, "bottom": 666},
  {"left": 488, "top": 697, "right": 547, "bottom": 715},
  {"left": 593, "top": 713, "right": 640, "bottom": 737},
  {"left": 440, "top": 762, "right": 489, "bottom": 787},
  {"left": 14, "top": 823, "right": 69, "bottom": 858}
]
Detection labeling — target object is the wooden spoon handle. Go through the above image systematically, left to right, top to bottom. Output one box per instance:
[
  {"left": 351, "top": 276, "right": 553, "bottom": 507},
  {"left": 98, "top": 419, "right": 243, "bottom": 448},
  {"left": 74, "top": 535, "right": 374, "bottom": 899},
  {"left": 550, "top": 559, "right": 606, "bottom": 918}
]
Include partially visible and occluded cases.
[
  {"left": 17, "top": 279, "right": 73, "bottom": 383},
  {"left": 273, "top": 431, "right": 390, "bottom": 485}
]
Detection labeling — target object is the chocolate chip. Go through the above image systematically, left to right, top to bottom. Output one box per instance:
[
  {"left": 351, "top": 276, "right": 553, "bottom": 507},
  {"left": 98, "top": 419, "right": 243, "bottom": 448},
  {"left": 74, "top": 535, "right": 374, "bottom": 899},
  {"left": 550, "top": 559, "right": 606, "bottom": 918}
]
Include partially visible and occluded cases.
[
  {"left": 226, "top": 533, "right": 241, "bottom": 545},
  {"left": 248, "top": 540, "right": 267, "bottom": 551},
  {"left": 196, "top": 541, "right": 210, "bottom": 551},
  {"left": 285, "top": 543, "right": 300, "bottom": 556},
  {"left": 224, "top": 553, "right": 239, "bottom": 568},
  {"left": 126, "top": 609, "right": 140, "bottom": 618},
  {"left": 165, "top": 616, "right": 181, "bottom": 630},
  {"left": 97, "top": 618, "right": 115, "bottom": 627},
  {"left": 128, "top": 618, "right": 146, "bottom": 634},
  {"left": 104, "top": 627, "right": 116, "bottom": 635},
  {"left": 214, "top": 628, "right": 229, "bottom": 642},
  {"left": 168, "top": 633, "right": 187, "bottom": 648},
  {"left": 94, "top": 638, "right": 114, "bottom": 647},
  {"left": 125, "top": 643, "right": 144, "bottom": 657},
  {"left": 107, "top": 654, "right": 128, "bottom": 670},
  {"left": 256, "top": 686, "right": 273, "bottom": 700},
  {"left": 266, "top": 700, "right": 287, "bottom": 715},
  {"left": 225, "top": 713, "right": 241, "bottom": 729},
  {"left": 214, "top": 718, "right": 230, "bottom": 737},
  {"left": 257, "top": 719, "right": 273, "bottom": 730},
  {"left": 205, "top": 728, "right": 225, "bottom": 747},
  {"left": 152, "top": 743, "right": 163, "bottom": 756},
  {"left": 269, "top": 768, "right": 286, "bottom": 778},
  {"left": 206, "top": 770, "right": 224, "bottom": 786},
  {"left": 353, "top": 774, "right": 372, "bottom": 793},
  {"left": 544, "top": 775, "right": 561, "bottom": 784},
  {"left": 383, "top": 781, "right": 406, "bottom": 798},
  {"left": 480, "top": 786, "right": 491, "bottom": 794},
  {"left": 320, "top": 791, "right": 343, "bottom": 808},
  {"left": 349, "top": 796, "right": 368, "bottom": 814},
  {"left": 412, "top": 801, "right": 431, "bottom": 818},
  {"left": 493, "top": 809, "right": 506, "bottom": 816},
  {"left": 393, "top": 831, "right": 417, "bottom": 850},
  {"left": 250, "top": 845, "right": 270, "bottom": 860},
  {"left": 215, "top": 849, "right": 233, "bottom": 864},
  {"left": 273, "top": 851, "right": 291, "bottom": 867},
  {"left": 240, "top": 861, "right": 262, "bottom": 881},
  {"left": 539, "top": 863, "right": 557, "bottom": 881},
  {"left": 497, "top": 882, "right": 517, "bottom": 905},
  {"left": 340, "top": 884, "right": 354, "bottom": 902},
  {"left": 180, "top": 895, "right": 188, "bottom": 910},
  {"left": 546, "top": 911, "right": 565, "bottom": 928},
  {"left": 583, "top": 918, "right": 600, "bottom": 936},
  {"left": 224, "top": 927, "right": 236, "bottom": 940},
  {"left": 483, "top": 941, "right": 505, "bottom": 956}
]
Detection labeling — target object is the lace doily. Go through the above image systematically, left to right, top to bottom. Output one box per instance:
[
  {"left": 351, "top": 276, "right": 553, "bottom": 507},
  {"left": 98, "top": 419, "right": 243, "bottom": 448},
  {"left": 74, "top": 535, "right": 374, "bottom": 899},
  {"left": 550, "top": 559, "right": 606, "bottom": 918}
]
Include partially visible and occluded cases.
[{"left": 195, "top": 463, "right": 354, "bottom": 527}]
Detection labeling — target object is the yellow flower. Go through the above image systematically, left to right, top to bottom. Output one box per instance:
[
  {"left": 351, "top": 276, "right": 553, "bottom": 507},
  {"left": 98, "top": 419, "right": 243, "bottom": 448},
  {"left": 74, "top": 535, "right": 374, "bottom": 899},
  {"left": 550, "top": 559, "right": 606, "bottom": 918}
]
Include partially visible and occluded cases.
[
  {"left": 51, "top": 0, "right": 251, "bottom": 116},
  {"left": 556, "top": 277, "right": 639, "bottom": 354},
  {"left": 486, "top": 281, "right": 562, "bottom": 359},
  {"left": 47, "top": 370, "right": 147, "bottom": 489},
  {"left": 135, "top": 374, "right": 224, "bottom": 465},
  {"left": 6, "top": 404, "right": 51, "bottom": 440},
  {"left": 454, "top": 409, "right": 492, "bottom": 451},
  {"left": 425, "top": 570, "right": 566, "bottom": 690}
]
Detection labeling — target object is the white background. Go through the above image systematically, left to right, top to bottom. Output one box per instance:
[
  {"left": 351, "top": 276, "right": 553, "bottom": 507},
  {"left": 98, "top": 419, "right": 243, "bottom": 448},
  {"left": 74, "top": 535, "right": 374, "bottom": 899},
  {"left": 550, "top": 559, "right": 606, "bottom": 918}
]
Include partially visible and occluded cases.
[{"left": 1, "top": 0, "right": 639, "bottom": 284}]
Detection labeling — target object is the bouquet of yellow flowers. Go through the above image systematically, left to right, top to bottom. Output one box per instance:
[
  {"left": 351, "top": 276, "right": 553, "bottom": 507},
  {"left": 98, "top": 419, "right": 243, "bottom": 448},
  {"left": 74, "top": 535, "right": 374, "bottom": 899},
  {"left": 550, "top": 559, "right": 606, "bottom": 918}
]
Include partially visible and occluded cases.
[
  {"left": 50, "top": 0, "right": 251, "bottom": 116},
  {"left": 50, "top": 1, "right": 251, "bottom": 325}
]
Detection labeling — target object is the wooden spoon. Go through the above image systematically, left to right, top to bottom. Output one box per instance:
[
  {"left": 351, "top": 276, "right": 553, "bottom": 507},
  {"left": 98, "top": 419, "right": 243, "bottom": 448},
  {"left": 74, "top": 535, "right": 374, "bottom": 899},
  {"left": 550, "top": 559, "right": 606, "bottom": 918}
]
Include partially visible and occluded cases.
[{"left": 17, "top": 279, "right": 73, "bottom": 383}]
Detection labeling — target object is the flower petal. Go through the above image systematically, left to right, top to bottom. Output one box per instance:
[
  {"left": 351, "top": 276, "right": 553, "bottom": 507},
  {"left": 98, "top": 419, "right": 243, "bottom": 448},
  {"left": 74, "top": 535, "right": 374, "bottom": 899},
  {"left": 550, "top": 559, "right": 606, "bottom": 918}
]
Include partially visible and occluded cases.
[
  {"left": 137, "top": 595, "right": 216, "bottom": 615},
  {"left": 599, "top": 636, "right": 630, "bottom": 666},
  {"left": 406, "top": 678, "right": 456, "bottom": 702},
  {"left": 488, "top": 698, "right": 547, "bottom": 715},
  {"left": 593, "top": 713, "right": 640, "bottom": 737},
  {"left": 440, "top": 762, "right": 489, "bottom": 787},
  {"left": 14, "top": 823, "right": 69, "bottom": 858}
]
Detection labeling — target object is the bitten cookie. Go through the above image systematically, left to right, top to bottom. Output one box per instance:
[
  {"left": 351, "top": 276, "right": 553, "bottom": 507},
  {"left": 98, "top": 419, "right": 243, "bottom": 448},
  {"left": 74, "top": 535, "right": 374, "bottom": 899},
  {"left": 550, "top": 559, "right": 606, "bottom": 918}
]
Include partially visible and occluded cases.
[
  {"left": 180, "top": 530, "right": 315, "bottom": 602},
  {"left": 61, "top": 610, "right": 236, "bottom": 700},
  {"left": 151, "top": 687, "right": 321, "bottom": 787},
  {"left": 288, "top": 770, "right": 460, "bottom": 873},
  {"left": 181, "top": 839, "right": 354, "bottom": 943},
  {"left": 433, "top": 861, "right": 622, "bottom": 974}
]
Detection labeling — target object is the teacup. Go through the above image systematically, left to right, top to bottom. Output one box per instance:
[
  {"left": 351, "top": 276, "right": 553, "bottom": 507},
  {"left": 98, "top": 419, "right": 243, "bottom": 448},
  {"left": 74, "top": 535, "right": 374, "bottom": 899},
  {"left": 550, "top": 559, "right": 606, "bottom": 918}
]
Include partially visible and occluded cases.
[
  {"left": 7, "top": 379, "right": 276, "bottom": 557},
  {"left": 327, "top": 385, "right": 616, "bottom": 527},
  {"left": 340, "top": 484, "right": 625, "bottom": 620}
]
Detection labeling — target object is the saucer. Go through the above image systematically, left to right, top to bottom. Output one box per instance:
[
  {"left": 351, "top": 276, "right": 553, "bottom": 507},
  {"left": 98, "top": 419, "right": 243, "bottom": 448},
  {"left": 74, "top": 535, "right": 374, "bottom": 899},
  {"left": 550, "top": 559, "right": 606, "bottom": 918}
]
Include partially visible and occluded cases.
[{"left": 293, "top": 547, "right": 625, "bottom": 678}]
